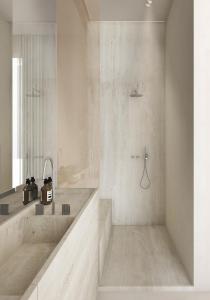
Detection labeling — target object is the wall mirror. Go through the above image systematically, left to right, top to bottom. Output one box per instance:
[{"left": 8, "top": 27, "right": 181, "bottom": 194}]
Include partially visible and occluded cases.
[{"left": 0, "top": 0, "right": 56, "bottom": 194}]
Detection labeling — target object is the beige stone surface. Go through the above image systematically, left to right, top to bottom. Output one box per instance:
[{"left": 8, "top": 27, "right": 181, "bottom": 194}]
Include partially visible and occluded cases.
[
  {"left": 57, "top": 0, "right": 100, "bottom": 188},
  {"left": 165, "top": 0, "right": 194, "bottom": 282},
  {"left": 100, "top": 22, "right": 165, "bottom": 225},
  {"left": 0, "top": 189, "right": 96, "bottom": 299},
  {"left": 33, "top": 190, "right": 99, "bottom": 300},
  {"left": 0, "top": 192, "right": 27, "bottom": 225},
  {"left": 99, "top": 199, "right": 112, "bottom": 280},
  {"left": 100, "top": 226, "right": 190, "bottom": 287},
  {"left": 0, "top": 243, "right": 56, "bottom": 296},
  {"left": 98, "top": 291, "right": 210, "bottom": 300}
]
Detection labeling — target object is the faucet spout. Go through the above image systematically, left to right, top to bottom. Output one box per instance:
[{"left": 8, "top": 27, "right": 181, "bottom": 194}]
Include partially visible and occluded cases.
[{"left": 42, "top": 157, "right": 54, "bottom": 180}]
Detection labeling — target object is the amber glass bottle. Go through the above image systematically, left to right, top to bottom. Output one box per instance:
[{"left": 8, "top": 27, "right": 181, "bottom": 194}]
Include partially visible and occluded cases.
[
  {"left": 31, "top": 177, "right": 38, "bottom": 200},
  {"left": 23, "top": 179, "right": 32, "bottom": 205},
  {"left": 41, "top": 179, "right": 53, "bottom": 205}
]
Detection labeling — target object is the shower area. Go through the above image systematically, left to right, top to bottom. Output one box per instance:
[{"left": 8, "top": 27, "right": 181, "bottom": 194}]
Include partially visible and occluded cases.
[{"left": 98, "top": 0, "right": 193, "bottom": 292}]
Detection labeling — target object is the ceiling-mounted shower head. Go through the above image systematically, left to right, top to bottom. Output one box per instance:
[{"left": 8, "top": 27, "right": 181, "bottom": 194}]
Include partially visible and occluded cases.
[{"left": 130, "top": 89, "right": 143, "bottom": 98}]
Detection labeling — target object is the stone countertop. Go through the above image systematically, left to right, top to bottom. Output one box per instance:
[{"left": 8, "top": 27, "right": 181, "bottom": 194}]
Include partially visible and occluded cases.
[
  {"left": 0, "top": 188, "right": 95, "bottom": 225},
  {"left": 0, "top": 188, "right": 98, "bottom": 299},
  {"left": 54, "top": 188, "right": 94, "bottom": 218},
  {"left": 0, "top": 191, "right": 25, "bottom": 224}
]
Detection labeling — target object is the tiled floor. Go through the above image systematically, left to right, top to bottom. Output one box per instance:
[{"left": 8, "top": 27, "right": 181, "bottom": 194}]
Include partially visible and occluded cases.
[{"left": 100, "top": 226, "right": 191, "bottom": 287}]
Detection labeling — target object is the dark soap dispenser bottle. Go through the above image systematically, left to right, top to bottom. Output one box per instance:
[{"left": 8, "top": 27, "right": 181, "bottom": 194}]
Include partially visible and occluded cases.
[
  {"left": 31, "top": 177, "right": 38, "bottom": 200},
  {"left": 48, "top": 177, "right": 53, "bottom": 199},
  {"left": 23, "top": 178, "right": 32, "bottom": 205},
  {"left": 41, "top": 179, "right": 52, "bottom": 205}
]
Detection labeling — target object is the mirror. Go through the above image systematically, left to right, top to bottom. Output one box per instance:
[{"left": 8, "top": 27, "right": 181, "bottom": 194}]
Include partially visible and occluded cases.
[
  {"left": 0, "top": 0, "right": 56, "bottom": 194},
  {"left": 0, "top": 0, "right": 13, "bottom": 193}
]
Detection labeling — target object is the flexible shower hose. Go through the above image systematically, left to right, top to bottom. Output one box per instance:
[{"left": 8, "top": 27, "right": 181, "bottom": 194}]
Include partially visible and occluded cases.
[{"left": 140, "top": 153, "right": 151, "bottom": 190}]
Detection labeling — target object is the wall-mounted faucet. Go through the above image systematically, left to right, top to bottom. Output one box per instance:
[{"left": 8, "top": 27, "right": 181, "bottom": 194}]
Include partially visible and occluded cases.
[
  {"left": 129, "top": 81, "right": 145, "bottom": 98},
  {"left": 130, "top": 89, "right": 144, "bottom": 98},
  {"left": 42, "top": 157, "right": 54, "bottom": 180},
  {"left": 42, "top": 157, "right": 54, "bottom": 204}
]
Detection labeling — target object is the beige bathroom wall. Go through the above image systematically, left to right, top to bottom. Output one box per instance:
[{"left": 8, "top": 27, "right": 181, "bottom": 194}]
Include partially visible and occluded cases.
[
  {"left": 57, "top": 0, "right": 100, "bottom": 188},
  {"left": 165, "top": 0, "right": 193, "bottom": 282},
  {"left": 0, "top": 19, "right": 12, "bottom": 193},
  {"left": 87, "top": 21, "right": 100, "bottom": 187},
  {"left": 100, "top": 22, "right": 166, "bottom": 225}
]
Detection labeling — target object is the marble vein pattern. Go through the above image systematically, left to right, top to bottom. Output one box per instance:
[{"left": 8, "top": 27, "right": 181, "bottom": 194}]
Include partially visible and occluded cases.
[
  {"left": 100, "top": 22, "right": 166, "bottom": 225},
  {"left": 0, "top": 189, "right": 98, "bottom": 300},
  {"left": 99, "top": 199, "right": 112, "bottom": 279},
  {"left": 100, "top": 226, "right": 191, "bottom": 287},
  {"left": 0, "top": 243, "right": 56, "bottom": 296}
]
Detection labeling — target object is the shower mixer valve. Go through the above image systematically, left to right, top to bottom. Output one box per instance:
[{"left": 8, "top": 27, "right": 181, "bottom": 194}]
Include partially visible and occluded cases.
[
  {"left": 144, "top": 153, "right": 149, "bottom": 160},
  {"left": 131, "top": 155, "right": 140, "bottom": 159}
]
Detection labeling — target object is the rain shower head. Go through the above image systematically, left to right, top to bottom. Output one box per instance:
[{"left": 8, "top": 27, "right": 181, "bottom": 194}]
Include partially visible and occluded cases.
[{"left": 130, "top": 90, "right": 143, "bottom": 98}]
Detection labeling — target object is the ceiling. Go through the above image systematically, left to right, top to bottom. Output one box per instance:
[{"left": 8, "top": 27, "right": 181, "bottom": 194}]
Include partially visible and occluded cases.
[
  {"left": 0, "top": 0, "right": 12, "bottom": 21},
  {"left": 0, "top": 0, "right": 56, "bottom": 23},
  {"left": 0, "top": 0, "right": 173, "bottom": 23},
  {"left": 13, "top": 0, "right": 56, "bottom": 23},
  {"left": 84, "top": 0, "right": 173, "bottom": 21}
]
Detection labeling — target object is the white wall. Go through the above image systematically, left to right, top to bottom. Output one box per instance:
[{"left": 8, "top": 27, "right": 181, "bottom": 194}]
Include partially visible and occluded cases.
[
  {"left": 0, "top": 0, "right": 12, "bottom": 21},
  {"left": 13, "top": 0, "right": 56, "bottom": 23},
  {"left": 165, "top": 0, "right": 193, "bottom": 282},
  {"left": 194, "top": 0, "right": 210, "bottom": 290},
  {"left": 0, "top": 19, "right": 12, "bottom": 193},
  {"left": 100, "top": 22, "right": 165, "bottom": 225}
]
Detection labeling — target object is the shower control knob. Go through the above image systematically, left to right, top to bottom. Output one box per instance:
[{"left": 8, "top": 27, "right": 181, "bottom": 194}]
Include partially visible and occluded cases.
[
  {"left": 145, "top": 153, "right": 149, "bottom": 160},
  {"left": 131, "top": 155, "right": 140, "bottom": 159}
]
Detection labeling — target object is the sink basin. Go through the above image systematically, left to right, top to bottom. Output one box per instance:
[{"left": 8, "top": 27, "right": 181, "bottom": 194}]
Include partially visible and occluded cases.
[{"left": 0, "top": 215, "right": 74, "bottom": 297}]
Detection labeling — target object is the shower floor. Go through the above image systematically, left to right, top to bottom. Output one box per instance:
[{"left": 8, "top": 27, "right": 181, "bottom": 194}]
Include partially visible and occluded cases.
[{"left": 100, "top": 226, "right": 191, "bottom": 287}]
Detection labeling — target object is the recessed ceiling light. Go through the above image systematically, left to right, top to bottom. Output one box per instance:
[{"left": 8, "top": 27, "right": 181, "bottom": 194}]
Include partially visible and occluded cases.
[{"left": 145, "top": 0, "right": 153, "bottom": 7}]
